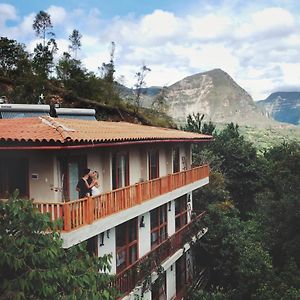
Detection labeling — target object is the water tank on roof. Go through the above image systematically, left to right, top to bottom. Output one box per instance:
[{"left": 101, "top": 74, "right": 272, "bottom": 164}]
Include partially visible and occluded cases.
[
  {"left": 0, "top": 104, "right": 50, "bottom": 119},
  {"left": 55, "top": 108, "right": 96, "bottom": 120}
]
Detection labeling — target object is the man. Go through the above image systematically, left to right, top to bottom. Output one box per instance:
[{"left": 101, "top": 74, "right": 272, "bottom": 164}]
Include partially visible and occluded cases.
[{"left": 76, "top": 168, "right": 93, "bottom": 198}]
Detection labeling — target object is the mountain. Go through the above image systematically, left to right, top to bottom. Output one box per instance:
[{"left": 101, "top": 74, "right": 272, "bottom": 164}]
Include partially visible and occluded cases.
[
  {"left": 163, "top": 69, "right": 273, "bottom": 126},
  {"left": 257, "top": 92, "right": 300, "bottom": 125}
]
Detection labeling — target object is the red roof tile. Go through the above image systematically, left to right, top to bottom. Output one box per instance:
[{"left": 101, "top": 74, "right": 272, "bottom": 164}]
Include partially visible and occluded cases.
[{"left": 0, "top": 117, "right": 212, "bottom": 145}]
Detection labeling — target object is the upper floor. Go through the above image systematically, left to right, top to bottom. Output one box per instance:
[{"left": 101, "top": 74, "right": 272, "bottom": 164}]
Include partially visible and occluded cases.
[{"left": 0, "top": 116, "right": 212, "bottom": 242}]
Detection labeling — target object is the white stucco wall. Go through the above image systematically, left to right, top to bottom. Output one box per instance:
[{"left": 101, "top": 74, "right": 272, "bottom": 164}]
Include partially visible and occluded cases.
[
  {"left": 159, "top": 147, "right": 167, "bottom": 177},
  {"left": 129, "top": 148, "right": 142, "bottom": 185},
  {"left": 101, "top": 149, "right": 111, "bottom": 192},
  {"left": 29, "top": 152, "right": 55, "bottom": 202},
  {"left": 167, "top": 200, "right": 175, "bottom": 237},
  {"left": 138, "top": 212, "right": 151, "bottom": 258},
  {"left": 97, "top": 228, "right": 117, "bottom": 274},
  {"left": 166, "top": 263, "right": 176, "bottom": 300}
]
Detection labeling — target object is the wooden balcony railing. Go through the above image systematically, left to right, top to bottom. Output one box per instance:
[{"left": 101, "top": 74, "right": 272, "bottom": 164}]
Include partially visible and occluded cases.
[
  {"left": 34, "top": 165, "right": 209, "bottom": 232},
  {"left": 114, "top": 212, "right": 206, "bottom": 296}
]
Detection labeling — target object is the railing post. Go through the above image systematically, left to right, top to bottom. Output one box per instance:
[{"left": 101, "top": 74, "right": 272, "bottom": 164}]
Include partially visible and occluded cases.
[
  {"left": 136, "top": 183, "right": 142, "bottom": 204},
  {"left": 87, "top": 196, "right": 94, "bottom": 224},
  {"left": 63, "top": 202, "right": 71, "bottom": 231}
]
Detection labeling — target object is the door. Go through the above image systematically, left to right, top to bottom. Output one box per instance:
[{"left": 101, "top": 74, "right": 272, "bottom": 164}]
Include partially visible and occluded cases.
[
  {"left": 59, "top": 155, "right": 86, "bottom": 201},
  {"left": 0, "top": 157, "right": 28, "bottom": 198}
]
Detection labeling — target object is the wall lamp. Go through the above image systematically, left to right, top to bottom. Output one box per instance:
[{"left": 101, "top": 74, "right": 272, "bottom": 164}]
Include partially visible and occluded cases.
[
  {"left": 168, "top": 201, "right": 172, "bottom": 211},
  {"left": 140, "top": 216, "right": 145, "bottom": 228},
  {"left": 100, "top": 232, "right": 104, "bottom": 246}
]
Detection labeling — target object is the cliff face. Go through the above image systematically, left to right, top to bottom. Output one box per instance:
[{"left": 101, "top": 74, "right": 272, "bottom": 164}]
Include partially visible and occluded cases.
[
  {"left": 164, "top": 69, "right": 273, "bottom": 126},
  {"left": 257, "top": 92, "right": 300, "bottom": 125}
]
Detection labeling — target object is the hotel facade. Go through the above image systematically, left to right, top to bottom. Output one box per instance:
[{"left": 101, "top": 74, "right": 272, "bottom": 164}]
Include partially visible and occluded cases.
[{"left": 0, "top": 113, "right": 212, "bottom": 299}]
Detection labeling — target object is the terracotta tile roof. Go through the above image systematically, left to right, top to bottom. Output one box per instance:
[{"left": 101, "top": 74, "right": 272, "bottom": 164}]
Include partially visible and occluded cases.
[{"left": 0, "top": 117, "right": 212, "bottom": 145}]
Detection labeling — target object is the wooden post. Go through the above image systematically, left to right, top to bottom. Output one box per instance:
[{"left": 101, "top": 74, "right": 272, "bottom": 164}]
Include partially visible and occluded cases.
[
  {"left": 137, "top": 183, "right": 142, "bottom": 204},
  {"left": 87, "top": 196, "right": 94, "bottom": 224},
  {"left": 63, "top": 203, "right": 71, "bottom": 231}
]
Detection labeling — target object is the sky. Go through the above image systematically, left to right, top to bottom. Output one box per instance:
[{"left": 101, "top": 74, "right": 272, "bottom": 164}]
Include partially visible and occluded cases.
[{"left": 1, "top": 0, "right": 300, "bottom": 100}]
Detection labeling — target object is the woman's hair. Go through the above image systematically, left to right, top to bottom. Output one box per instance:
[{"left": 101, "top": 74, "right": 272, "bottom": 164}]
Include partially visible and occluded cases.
[{"left": 93, "top": 170, "right": 99, "bottom": 179}]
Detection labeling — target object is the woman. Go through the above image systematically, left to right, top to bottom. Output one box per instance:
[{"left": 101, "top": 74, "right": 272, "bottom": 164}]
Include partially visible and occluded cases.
[{"left": 91, "top": 170, "right": 101, "bottom": 196}]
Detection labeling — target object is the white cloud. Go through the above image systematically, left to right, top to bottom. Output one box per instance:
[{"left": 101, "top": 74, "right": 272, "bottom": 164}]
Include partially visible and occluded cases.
[
  {"left": 0, "top": 3, "right": 17, "bottom": 21},
  {"left": 1, "top": 3, "right": 300, "bottom": 100},
  {"left": 47, "top": 6, "right": 67, "bottom": 26},
  {"left": 235, "top": 7, "right": 295, "bottom": 39},
  {"left": 140, "top": 9, "right": 182, "bottom": 41},
  {"left": 187, "top": 14, "right": 232, "bottom": 40}
]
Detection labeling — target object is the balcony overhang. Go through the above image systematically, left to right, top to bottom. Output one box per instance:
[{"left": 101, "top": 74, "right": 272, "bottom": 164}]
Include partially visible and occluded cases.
[
  {"left": 34, "top": 165, "right": 210, "bottom": 248},
  {"left": 61, "top": 176, "right": 209, "bottom": 248}
]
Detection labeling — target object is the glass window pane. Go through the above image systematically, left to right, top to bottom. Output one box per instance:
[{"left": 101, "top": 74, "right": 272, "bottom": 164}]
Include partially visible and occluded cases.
[
  {"left": 151, "top": 208, "right": 159, "bottom": 229},
  {"left": 116, "top": 224, "right": 126, "bottom": 247},
  {"left": 129, "top": 245, "right": 137, "bottom": 264},
  {"left": 116, "top": 249, "right": 126, "bottom": 268}
]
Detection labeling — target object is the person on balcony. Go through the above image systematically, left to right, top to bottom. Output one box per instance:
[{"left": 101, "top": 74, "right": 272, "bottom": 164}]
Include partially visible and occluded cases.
[
  {"left": 76, "top": 168, "right": 94, "bottom": 198},
  {"left": 91, "top": 171, "right": 101, "bottom": 196}
]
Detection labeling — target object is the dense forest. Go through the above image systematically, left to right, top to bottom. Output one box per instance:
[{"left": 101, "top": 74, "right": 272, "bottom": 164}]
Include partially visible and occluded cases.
[
  {"left": 0, "top": 10, "right": 299, "bottom": 300},
  {"left": 183, "top": 117, "right": 300, "bottom": 299}
]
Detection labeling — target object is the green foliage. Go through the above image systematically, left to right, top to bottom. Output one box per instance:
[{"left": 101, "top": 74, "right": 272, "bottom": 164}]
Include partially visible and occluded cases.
[
  {"left": 68, "top": 29, "right": 82, "bottom": 59},
  {"left": 0, "top": 38, "right": 31, "bottom": 79},
  {"left": 133, "top": 64, "right": 151, "bottom": 113},
  {"left": 151, "top": 86, "right": 169, "bottom": 113},
  {"left": 182, "top": 113, "right": 216, "bottom": 135},
  {"left": 184, "top": 113, "right": 300, "bottom": 299},
  {"left": 255, "top": 142, "right": 300, "bottom": 268},
  {"left": 0, "top": 195, "right": 117, "bottom": 299}
]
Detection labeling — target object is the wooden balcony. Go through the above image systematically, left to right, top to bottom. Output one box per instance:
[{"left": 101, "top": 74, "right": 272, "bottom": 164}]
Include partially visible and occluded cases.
[
  {"left": 35, "top": 165, "right": 209, "bottom": 232},
  {"left": 114, "top": 212, "right": 206, "bottom": 296}
]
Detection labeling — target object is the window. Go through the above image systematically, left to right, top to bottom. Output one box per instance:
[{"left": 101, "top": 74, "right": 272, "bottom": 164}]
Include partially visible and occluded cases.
[
  {"left": 172, "top": 147, "right": 180, "bottom": 173},
  {"left": 148, "top": 150, "right": 159, "bottom": 180},
  {"left": 112, "top": 152, "right": 129, "bottom": 190},
  {"left": 58, "top": 156, "right": 86, "bottom": 201},
  {"left": 0, "top": 157, "right": 28, "bottom": 198},
  {"left": 175, "top": 195, "right": 188, "bottom": 231},
  {"left": 150, "top": 205, "right": 168, "bottom": 248},
  {"left": 116, "top": 218, "right": 138, "bottom": 273},
  {"left": 176, "top": 254, "right": 186, "bottom": 294},
  {"left": 152, "top": 272, "right": 166, "bottom": 300}
]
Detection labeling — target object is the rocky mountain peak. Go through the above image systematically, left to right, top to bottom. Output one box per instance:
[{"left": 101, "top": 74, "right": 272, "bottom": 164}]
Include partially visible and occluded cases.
[{"left": 165, "top": 68, "right": 270, "bottom": 126}]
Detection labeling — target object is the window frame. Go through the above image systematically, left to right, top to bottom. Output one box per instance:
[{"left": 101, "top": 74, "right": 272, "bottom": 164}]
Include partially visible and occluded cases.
[
  {"left": 172, "top": 146, "right": 180, "bottom": 173},
  {"left": 148, "top": 149, "right": 159, "bottom": 180},
  {"left": 112, "top": 151, "right": 129, "bottom": 190},
  {"left": 175, "top": 195, "right": 188, "bottom": 231},
  {"left": 150, "top": 204, "right": 168, "bottom": 249},
  {"left": 116, "top": 218, "right": 138, "bottom": 273},
  {"left": 152, "top": 271, "right": 166, "bottom": 300}
]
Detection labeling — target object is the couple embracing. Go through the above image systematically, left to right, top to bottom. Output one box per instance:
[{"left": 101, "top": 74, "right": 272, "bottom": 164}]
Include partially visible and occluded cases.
[{"left": 76, "top": 168, "right": 100, "bottom": 198}]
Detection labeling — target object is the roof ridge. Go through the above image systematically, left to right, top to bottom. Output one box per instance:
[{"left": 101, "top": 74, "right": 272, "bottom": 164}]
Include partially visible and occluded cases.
[{"left": 40, "top": 117, "right": 75, "bottom": 142}]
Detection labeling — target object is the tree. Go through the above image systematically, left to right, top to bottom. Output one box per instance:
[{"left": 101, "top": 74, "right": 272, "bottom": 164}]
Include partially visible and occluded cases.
[
  {"left": 32, "top": 11, "right": 57, "bottom": 80},
  {"left": 33, "top": 11, "right": 54, "bottom": 48},
  {"left": 69, "top": 29, "right": 82, "bottom": 59},
  {"left": 0, "top": 37, "right": 31, "bottom": 79},
  {"left": 99, "top": 42, "right": 122, "bottom": 105},
  {"left": 133, "top": 64, "right": 151, "bottom": 113},
  {"left": 151, "top": 86, "right": 169, "bottom": 113},
  {"left": 209, "top": 123, "right": 264, "bottom": 216},
  {"left": 255, "top": 142, "right": 300, "bottom": 268},
  {"left": 0, "top": 194, "right": 117, "bottom": 299},
  {"left": 194, "top": 202, "right": 273, "bottom": 299}
]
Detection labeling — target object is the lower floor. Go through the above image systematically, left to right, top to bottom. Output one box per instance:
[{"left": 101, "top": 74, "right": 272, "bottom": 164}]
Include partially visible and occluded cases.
[{"left": 122, "top": 250, "right": 194, "bottom": 300}]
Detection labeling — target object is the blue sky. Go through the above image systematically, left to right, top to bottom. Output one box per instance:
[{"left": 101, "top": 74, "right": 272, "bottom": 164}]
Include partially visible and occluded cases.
[{"left": 1, "top": 0, "right": 300, "bottom": 99}]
